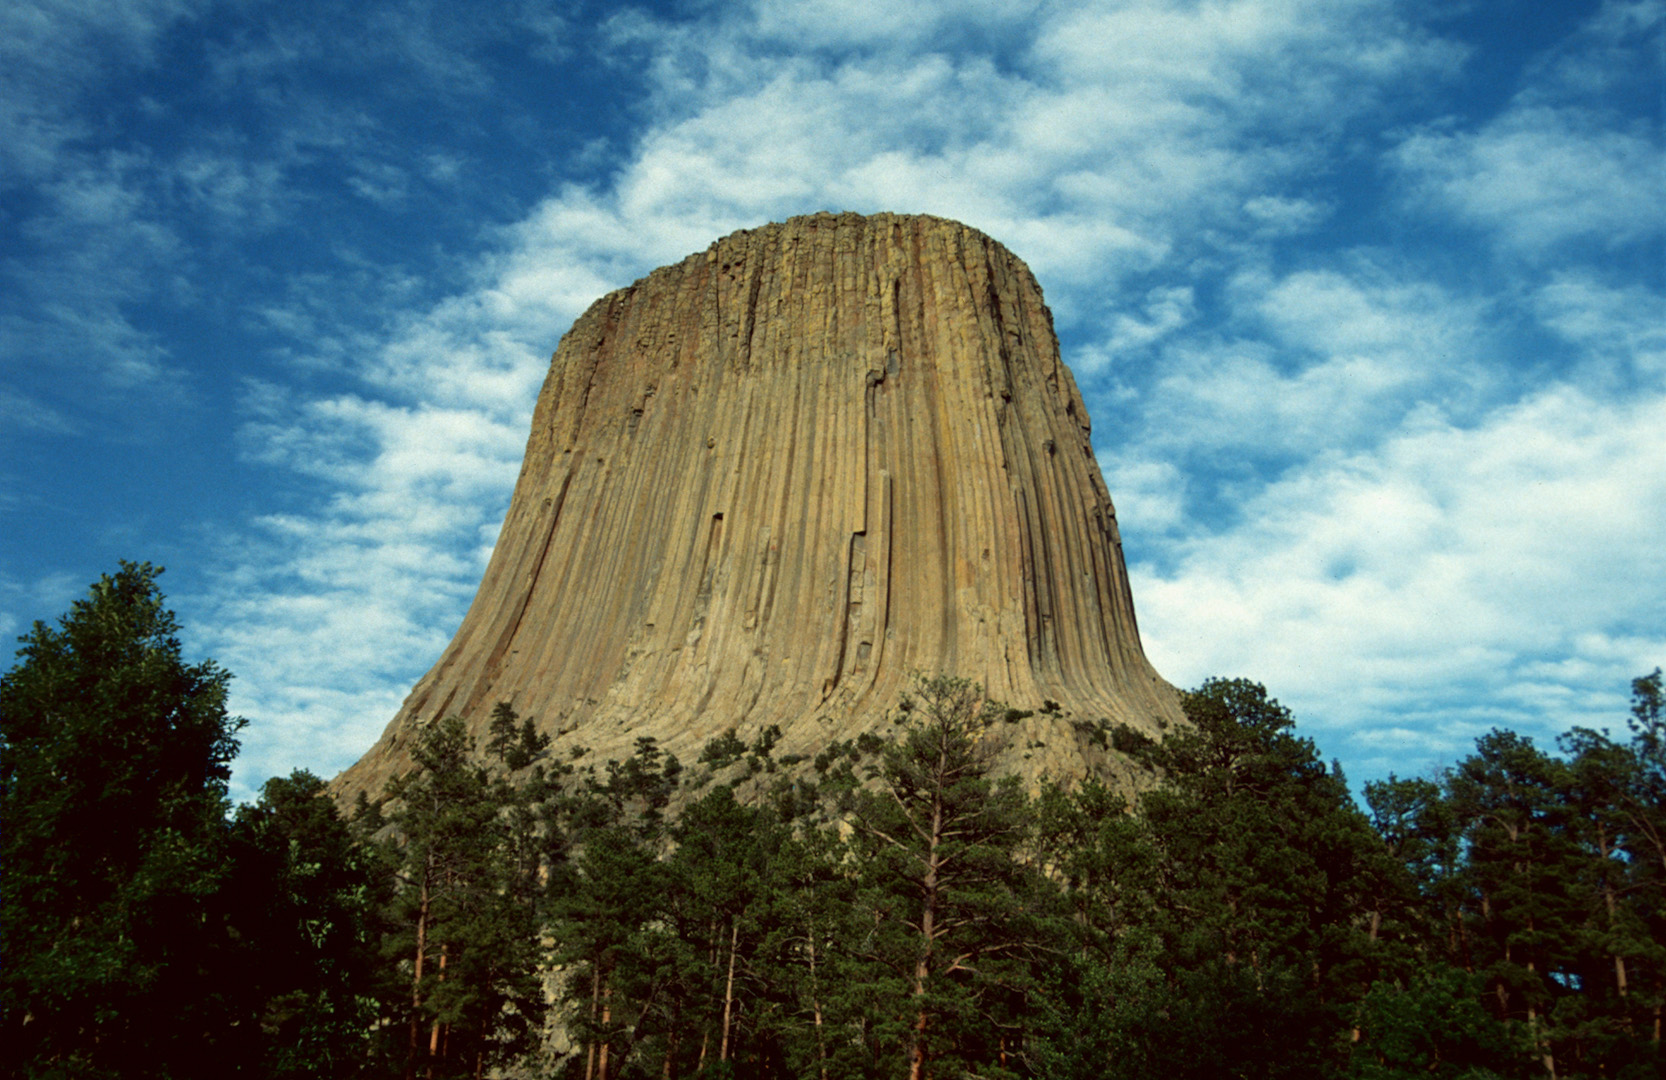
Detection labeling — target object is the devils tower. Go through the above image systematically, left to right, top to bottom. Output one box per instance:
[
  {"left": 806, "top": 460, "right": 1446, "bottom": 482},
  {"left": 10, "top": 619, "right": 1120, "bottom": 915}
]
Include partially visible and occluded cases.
[{"left": 335, "top": 212, "right": 1180, "bottom": 803}]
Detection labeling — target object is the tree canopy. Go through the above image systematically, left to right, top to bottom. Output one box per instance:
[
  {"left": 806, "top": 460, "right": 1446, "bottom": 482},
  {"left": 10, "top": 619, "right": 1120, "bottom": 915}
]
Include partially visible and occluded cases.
[
  {"left": 2, "top": 562, "right": 245, "bottom": 1077},
  {"left": 3, "top": 562, "right": 1661, "bottom": 1079}
]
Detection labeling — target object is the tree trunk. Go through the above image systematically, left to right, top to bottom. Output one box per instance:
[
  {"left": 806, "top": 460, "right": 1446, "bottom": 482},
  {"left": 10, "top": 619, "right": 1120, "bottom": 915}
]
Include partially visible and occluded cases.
[
  {"left": 908, "top": 786, "right": 946, "bottom": 1080},
  {"left": 1597, "top": 826, "right": 1632, "bottom": 1012},
  {"left": 406, "top": 866, "right": 432, "bottom": 1080},
  {"left": 1351, "top": 907, "right": 1383, "bottom": 1043},
  {"left": 1524, "top": 912, "right": 1555, "bottom": 1080},
  {"left": 906, "top": 919, "right": 937, "bottom": 1074},
  {"left": 720, "top": 920, "right": 741, "bottom": 1062},
  {"left": 806, "top": 924, "right": 829, "bottom": 1080},
  {"left": 429, "top": 946, "right": 448, "bottom": 1057},
  {"left": 585, "top": 967, "right": 601, "bottom": 1080},
  {"left": 597, "top": 983, "right": 613, "bottom": 1080},
  {"left": 662, "top": 1024, "right": 679, "bottom": 1080}
]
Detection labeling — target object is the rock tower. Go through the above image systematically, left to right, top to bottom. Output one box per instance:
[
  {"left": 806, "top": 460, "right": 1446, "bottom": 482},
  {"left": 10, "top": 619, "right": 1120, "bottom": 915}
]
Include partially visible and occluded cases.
[{"left": 335, "top": 212, "right": 1180, "bottom": 802}]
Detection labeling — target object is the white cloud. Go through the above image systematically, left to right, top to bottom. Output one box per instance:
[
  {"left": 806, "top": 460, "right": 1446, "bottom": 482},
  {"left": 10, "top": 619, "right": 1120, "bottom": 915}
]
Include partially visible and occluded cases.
[
  {"left": 0, "top": 0, "right": 208, "bottom": 183},
  {"left": 568, "top": 0, "right": 1463, "bottom": 303},
  {"left": 748, "top": 0, "right": 1037, "bottom": 49},
  {"left": 1033, "top": 0, "right": 1462, "bottom": 120},
  {"left": 1525, "top": 0, "right": 1664, "bottom": 103},
  {"left": 1393, "top": 2, "right": 1665, "bottom": 258},
  {"left": 1395, "top": 106, "right": 1666, "bottom": 255},
  {"left": 175, "top": 149, "right": 289, "bottom": 225},
  {"left": 1243, "top": 194, "right": 1330, "bottom": 236},
  {"left": 1119, "top": 264, "right": 1493, "bottom": 462},
  {"left": 1252, "top": 268, "right": 1480, "bottom": 363},
  {"left": 210, "top": 270, "right": 555, "bottom": 796},
  {"left": 1534, "top": 273, "right": 1666, "bottom": 382},
  {"left": 1073, "top": 286, "right": 1197, "bottom": 377},
  {"left": 1134, "top": 384, "right": 1666, "bottom": 774},
  {"left": 210, "top": 385, "right": 534, "bottom": 798},
  {"left": 0, "top": 386, "right": 78, "bottom": 436},
  {"left": 1099, "top": 453, "right": 1188, "bottom": 536},
  {"left": 0, "top": 567, "right": 84, "bottom": 647}
]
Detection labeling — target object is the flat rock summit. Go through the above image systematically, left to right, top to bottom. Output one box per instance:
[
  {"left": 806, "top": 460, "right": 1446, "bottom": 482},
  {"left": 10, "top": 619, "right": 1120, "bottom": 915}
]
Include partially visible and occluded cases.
[{"left": 335, "top": 212, "right": 1180, "bottom": 803}]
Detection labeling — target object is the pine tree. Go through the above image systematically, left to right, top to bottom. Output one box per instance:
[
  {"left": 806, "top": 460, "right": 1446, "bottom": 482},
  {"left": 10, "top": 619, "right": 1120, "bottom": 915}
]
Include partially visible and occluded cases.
[
  {"left": 1353, "top": 671, "right": 1666, "bottom": 1078},
  {"left": 837, "top": 675, "right": 1041, "bottom": 1080},
  {"left": 1112, "top": 678, "right": 1404, "bottom": 1079},
  {"left": 485, "top": 701, "right": 550, "bottom": 772},
  {"left": 382, "top": 717, "right": 545, "bottom": 1080},
  {"left": 1445, "top": 730, "right": 1584, "bottom": 1076},
  {"left": 544, "top": 735, "right": 686, "bottom": 1080},
  {"left": 1027, "top": 778, "right": 1167, "bottom": 1079},
  {"left": 665, "top": 785, "right": 784, "bottom": 1073},
  {"left": 755, "top": 822, "right": 860, "bottom": 1080}
]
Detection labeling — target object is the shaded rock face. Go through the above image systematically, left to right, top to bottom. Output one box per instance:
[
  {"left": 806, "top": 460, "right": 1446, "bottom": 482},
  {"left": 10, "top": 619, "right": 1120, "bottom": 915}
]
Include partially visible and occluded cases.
[{"left": 334, "top": 212, "right": 1181, "bottom": 803}]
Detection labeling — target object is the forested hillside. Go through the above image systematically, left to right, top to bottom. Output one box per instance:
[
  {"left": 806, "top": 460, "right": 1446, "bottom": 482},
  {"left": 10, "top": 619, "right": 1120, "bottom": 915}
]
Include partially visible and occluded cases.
[{"left": 4, "top": 565, "right": 1661, "bottom": 1079}]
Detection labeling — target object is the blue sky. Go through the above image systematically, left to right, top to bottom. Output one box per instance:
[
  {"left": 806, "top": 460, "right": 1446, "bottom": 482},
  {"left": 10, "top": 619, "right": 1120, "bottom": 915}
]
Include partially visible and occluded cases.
[{"left": 3, "top": 0, "right": 1662, "bottom": 804}]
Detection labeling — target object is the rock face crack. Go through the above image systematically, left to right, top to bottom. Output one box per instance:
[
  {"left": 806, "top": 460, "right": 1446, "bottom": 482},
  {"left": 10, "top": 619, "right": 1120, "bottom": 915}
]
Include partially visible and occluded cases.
[{"left": 333, "top": 212, "right": 1181, "bottom": 802}]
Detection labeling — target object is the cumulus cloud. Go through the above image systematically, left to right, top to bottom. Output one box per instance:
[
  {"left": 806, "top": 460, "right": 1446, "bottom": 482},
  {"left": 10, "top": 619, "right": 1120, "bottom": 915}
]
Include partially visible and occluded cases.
[
  {"left": 541, "top": 0, "right": 1465, "bottom": 304},
  {"left": 201, "top": 207, "right": 577, "bottom": 795},
  {"left": 209, "top": 376, "right": 539, "bottom": 797},
  {"left": 1133, "top": 386, "right": 1666, "bottom": 775},
  {"left": 1099, "top": 454, "right": 1189, "bottom": 537}
]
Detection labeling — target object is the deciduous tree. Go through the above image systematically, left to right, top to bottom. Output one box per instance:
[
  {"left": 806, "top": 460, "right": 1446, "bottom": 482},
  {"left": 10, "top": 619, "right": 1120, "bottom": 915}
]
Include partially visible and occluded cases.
[{"left": 0, "top": 562, "right": 245, "bottom": 1078}]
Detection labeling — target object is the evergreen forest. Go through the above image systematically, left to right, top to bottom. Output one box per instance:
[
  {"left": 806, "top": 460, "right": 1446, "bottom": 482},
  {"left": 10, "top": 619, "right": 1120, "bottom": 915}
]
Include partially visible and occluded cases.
[{"left": 3, "top": 563, "right": 1663, "bottom": 1080}]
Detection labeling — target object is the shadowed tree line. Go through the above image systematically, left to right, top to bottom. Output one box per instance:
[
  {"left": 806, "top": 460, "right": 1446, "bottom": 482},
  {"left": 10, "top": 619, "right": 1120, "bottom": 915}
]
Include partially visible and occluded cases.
[{"left": 3, "top": 564, "right": 1662, "bottom": 1079}]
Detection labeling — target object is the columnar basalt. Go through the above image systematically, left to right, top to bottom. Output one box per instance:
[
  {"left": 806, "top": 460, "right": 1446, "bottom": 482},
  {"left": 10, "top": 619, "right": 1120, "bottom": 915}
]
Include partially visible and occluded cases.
[{"left": 334, "top": 212, "right": 1180, "bottom": 803}]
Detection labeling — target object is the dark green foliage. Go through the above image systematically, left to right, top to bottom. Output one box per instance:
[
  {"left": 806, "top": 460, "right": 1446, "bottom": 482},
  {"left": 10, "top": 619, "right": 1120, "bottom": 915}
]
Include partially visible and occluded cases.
[
  {"left": 1, "top": 562, "right": 245, "bottom": 1079},
  {"left": 8, "top": 564, "right": 1657, "bottom": 1080},
  {"left": 834, "top": 675, "right": 1046, "bottom": 1079},
  {"left": 1354, "top": 675, "right": 1666, "bottom": 1079},
  {"left": 1032, "top": 677, "right": 1411, "bottom": 1080},
  {"left": 485, "top": 700, "right": 551, "bottom": 771},
  {"left": 380, "top": 717, "right": 549, "bottom": 1079},
  {"left": 1108, "top": 720, "right": 1154, "bottom": 756},
  {"left": 697, "top": 724, "right": 784, "bottom": 779},
  {"left": 699, "top": 728, "right": 749, "bottom": 769},
  {"left": 540, "top": 733, "right": 688, "bottom": 1077},
  {"left": 595, "top": 735, "right": 683, "bottom": 828},
  {"left": 227, "top": 770, "right": 384, "bottom": 1079},
  {"left": 662, "top": 785, "right": 792, "bottom": 1072},
  {"left": 1350, "top": 967, "right": 1529, "bottom": 1079}
]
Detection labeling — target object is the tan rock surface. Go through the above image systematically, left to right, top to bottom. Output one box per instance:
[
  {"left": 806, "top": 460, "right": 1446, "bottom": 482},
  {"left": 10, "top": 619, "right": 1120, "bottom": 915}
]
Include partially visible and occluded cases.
[{"left": 333, "top": 212, "right": 1181, "bottom": 803}]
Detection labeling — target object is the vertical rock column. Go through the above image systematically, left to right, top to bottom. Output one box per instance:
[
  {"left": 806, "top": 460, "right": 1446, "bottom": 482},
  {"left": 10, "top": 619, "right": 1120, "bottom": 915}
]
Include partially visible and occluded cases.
[{"left": 334, "top": 212, "right": 1180, "bottom": 802}]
